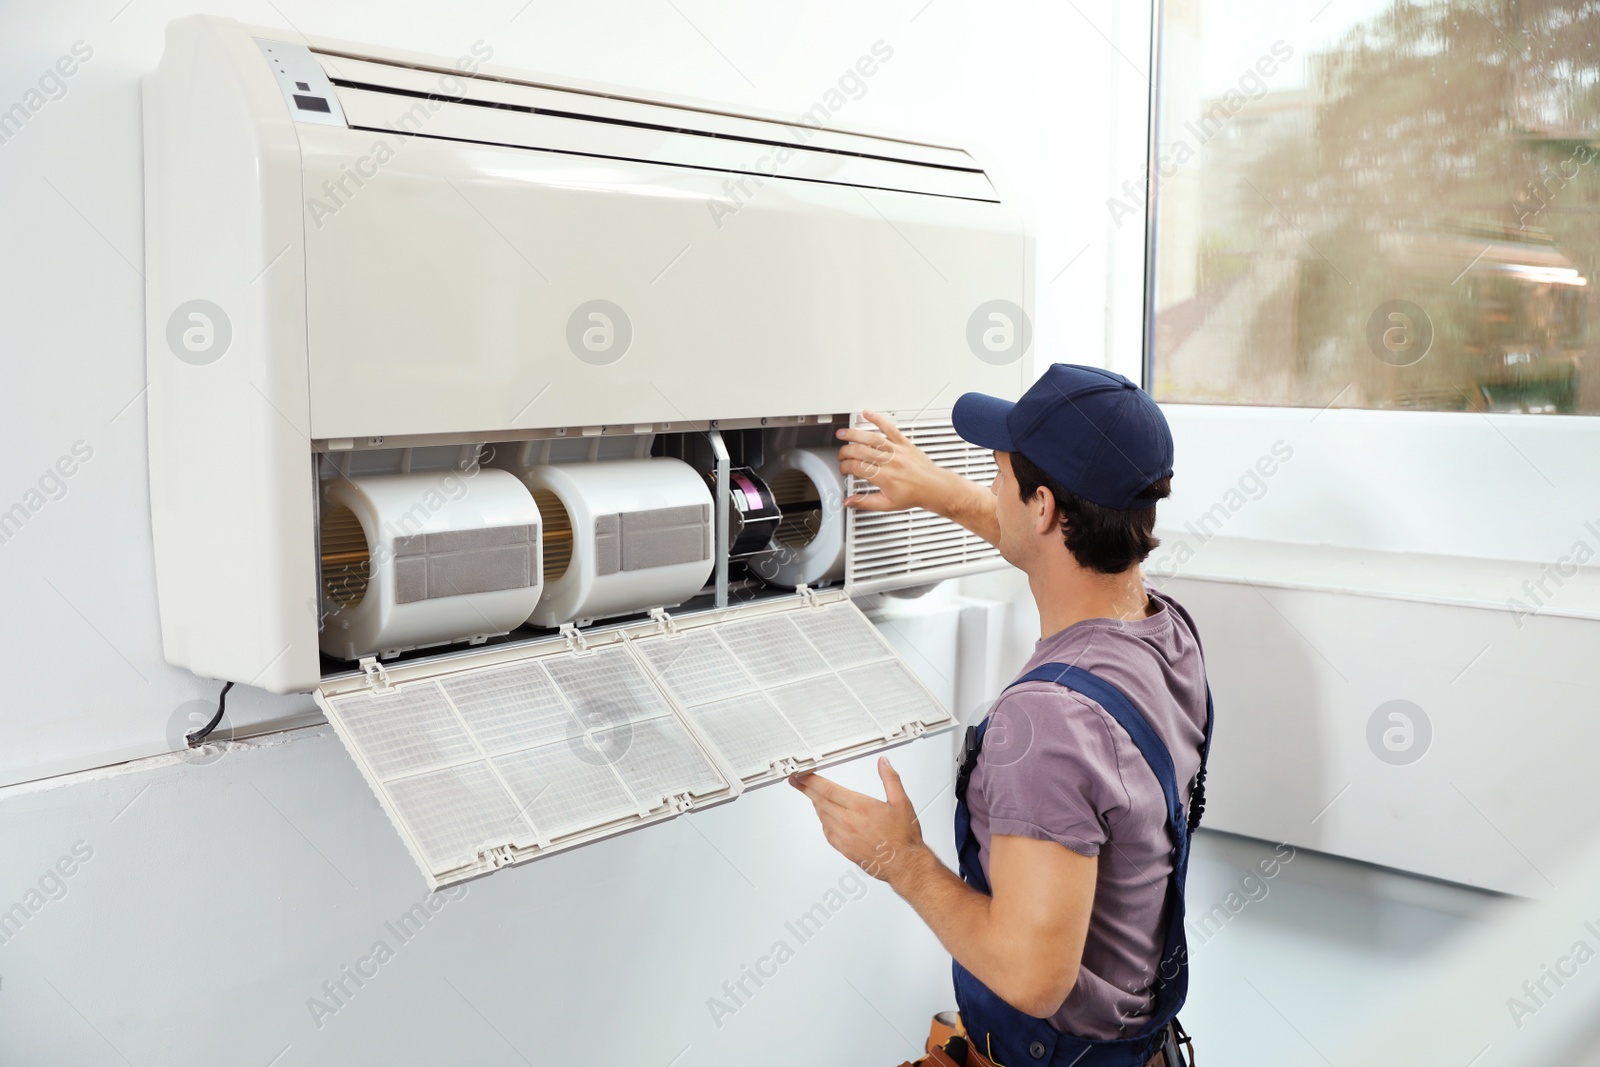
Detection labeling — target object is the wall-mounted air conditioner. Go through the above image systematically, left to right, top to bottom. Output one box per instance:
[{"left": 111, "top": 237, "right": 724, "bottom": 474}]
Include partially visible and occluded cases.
[{"left": 143, "top": 16, "right": 1030, "bottom": 885}]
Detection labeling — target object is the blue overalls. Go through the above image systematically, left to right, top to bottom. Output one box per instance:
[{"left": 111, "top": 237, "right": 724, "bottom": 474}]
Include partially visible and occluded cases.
[{"left": 952, "top": 662, "right": 1213, "bottom": 1066}]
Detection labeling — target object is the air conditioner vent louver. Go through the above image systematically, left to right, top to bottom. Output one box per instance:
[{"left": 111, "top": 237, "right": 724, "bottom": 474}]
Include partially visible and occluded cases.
[
  {"left": 309, "top": 53, "right": 998, "bottom": 203},
  {"left": 845, "top": 414, "right": 1005, "bottom": 593}
]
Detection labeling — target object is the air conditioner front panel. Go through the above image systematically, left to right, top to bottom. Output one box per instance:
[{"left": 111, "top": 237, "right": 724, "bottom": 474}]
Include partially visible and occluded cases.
[
  {"left": 298, "top": 126, "right": 1028, "bottom": 439},
  {"left": 315, "top": 590, "right": 950, "bottom": 887}
]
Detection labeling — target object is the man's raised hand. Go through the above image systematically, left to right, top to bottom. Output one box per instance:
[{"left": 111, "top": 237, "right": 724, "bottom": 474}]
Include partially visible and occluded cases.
[{"left": 835, "top": 409, "right": 950, "bottom": 513}]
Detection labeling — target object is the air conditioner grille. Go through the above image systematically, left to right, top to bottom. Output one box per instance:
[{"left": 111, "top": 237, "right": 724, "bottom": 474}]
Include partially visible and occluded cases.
[{"left": 845, "top": 414, "right": 1004, "bottom": 590}]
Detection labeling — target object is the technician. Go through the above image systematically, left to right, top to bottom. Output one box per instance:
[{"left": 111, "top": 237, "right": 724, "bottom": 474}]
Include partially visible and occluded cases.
[{"left": 791, "top": 364, "right": 1211, "bottom": 1067}]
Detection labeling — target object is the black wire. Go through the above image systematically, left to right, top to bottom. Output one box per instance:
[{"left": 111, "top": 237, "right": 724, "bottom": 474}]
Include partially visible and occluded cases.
[{"left": 186, "top": 681, "right": 234, "bottom": 747}]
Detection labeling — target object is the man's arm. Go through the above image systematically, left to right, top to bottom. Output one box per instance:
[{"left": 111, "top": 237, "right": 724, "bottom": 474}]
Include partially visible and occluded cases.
[
  {"left": 835, "top": 411, "right": 1002, "bottom": 548},
  {"left": 792, "top": 758, "right": 1096, "bottom": 1018},
  {"left": 894, "top": 831, "right": 1097, "bottom": 1016}
]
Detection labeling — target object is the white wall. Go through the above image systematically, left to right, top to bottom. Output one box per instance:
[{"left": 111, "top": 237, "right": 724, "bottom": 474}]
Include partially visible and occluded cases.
[
  {"left": 0, "top": 1, "right": 1128, "bottom": 1062},
  {"left": 1145, "top": 398, "right": 1599, "bottom": 897},
  {"left": 1161, "top": 575, "right": 1599, "bottom": 897},
  {"left": 0, "top": 721, "right": 962, "bottom": 1066}
]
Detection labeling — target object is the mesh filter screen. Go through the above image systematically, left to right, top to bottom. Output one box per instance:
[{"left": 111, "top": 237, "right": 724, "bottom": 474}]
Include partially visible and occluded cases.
[
  {"left": 320, "top": 597, "right": 946, "bottom": 884},
  {"left": 628, "top": 600, "right": 941, "bottom": 767},
  {"left": 790, "top": 602, "right": 895, "bottom": 671},
  {"left": 716, "top": 614, "right": 829, "bottom": 685},
  {"left": 637, "top": 630, "right": 758, "bottom": 706},
  {"left": 324, "top": 643, "right": 732, "bottom": 883},
  {"left": 543, "top": 645, "right": 672, "bottom": 724},
  {"left": 840, "top": 659, "right": 949, "bottom": 731},
  {"left": 439, "top": 661, "right": 571, "bottom": 753},
  {"left": 767, "top": 674, "right": 883, "bottom": 751},
  {"left": 330, "top": 685, "right": 477, "bottom": 779},
  {"left": 686, "top": 693, "right": 809, "bottom": 778},
  {"left": 613, "top": 715, "right": 727, "bottom": 804},
  {"left": 493, "top": 744, "right": 639, "bottom": 840},
  {"left": 384, "top": 762, "right": 531, "bottom": 873}
]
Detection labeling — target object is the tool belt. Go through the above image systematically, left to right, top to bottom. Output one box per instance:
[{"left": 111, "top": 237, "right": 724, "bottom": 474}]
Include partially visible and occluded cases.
[{"left": 898, "top": 1013, "right": 1196, "bottom": 1067}]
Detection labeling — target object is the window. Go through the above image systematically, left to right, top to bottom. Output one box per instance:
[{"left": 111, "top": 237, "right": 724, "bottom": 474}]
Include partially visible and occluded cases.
[{"left": 1146, "top": 0, "right": 1600, "bottom": 415}]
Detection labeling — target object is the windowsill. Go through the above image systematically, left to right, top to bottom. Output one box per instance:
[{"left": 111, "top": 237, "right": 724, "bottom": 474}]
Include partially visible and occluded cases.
[{"left": 1147, "top": 532, "right": 1600, "bottom": 621}]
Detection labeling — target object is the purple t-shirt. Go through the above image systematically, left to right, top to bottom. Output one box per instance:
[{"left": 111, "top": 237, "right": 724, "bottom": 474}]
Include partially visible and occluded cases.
[{"left": 964, "top": 587, "right": 1208, "bottom": 1040}]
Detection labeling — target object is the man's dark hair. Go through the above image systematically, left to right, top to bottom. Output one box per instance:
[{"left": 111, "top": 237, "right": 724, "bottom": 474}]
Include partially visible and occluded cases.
[{"left": 1009, "top": 451, "right": 1171, "bottom": 574}]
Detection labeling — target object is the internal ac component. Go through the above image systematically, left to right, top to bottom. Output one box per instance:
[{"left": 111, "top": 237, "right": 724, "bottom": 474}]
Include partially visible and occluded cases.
[
  {"left": 310, "top": 419, "right": 1004, "bottom": 665},
  {"left": 749, "top": 447, "right": 847, "bottom": 588},
  {"left": 504, "top": 454, "right": 714, "bottom": 628},
  {"left": 318, "top": 467, "right": 543, "bottom": 660},
  {"left": 723, "top": 468, "right": 782, "bottom": 559}
]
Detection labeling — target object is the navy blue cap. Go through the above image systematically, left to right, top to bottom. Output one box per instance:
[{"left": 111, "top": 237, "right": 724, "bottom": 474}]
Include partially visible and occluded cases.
[{"left": 952, "top": 364, "right": 1174, "bottom": 510}]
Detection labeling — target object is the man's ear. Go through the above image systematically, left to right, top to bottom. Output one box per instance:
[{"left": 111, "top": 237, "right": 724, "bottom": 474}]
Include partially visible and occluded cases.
[{"left": 1033, "top": 486, "right": 1060, "bottom": 536}]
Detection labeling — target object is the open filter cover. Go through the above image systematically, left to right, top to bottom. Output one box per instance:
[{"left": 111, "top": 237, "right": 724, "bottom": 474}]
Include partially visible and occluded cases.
[{"left": 314, "top": 589, "right": 951, "bottom": 887}]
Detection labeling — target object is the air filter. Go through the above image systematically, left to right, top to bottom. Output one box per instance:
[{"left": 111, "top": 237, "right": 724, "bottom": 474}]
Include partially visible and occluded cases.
[{"left": 314, "top": 588, "right": 951, "bottom": 887}]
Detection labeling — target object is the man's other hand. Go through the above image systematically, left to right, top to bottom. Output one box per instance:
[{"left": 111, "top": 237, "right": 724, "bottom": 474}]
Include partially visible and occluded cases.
[{"left": 790, "top": 757, "right": 924, "bottom": 881}]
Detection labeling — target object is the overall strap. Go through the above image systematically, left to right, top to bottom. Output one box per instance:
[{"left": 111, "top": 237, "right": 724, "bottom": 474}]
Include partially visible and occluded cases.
[{"left": 953, "top": 716, "right": 992, "bottom": 891}]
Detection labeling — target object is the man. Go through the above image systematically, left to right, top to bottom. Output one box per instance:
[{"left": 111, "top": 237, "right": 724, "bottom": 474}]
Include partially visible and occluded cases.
[{"left": 791, "top": 364, "right": 1210, "bottom": 1067}]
